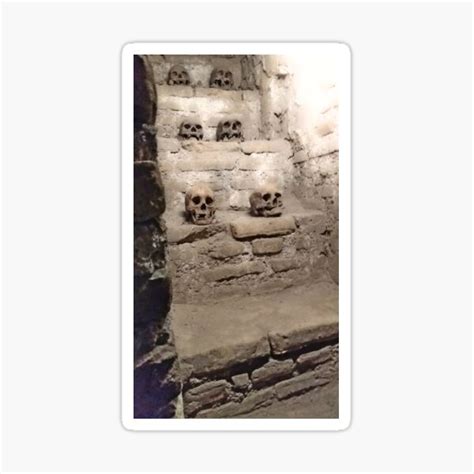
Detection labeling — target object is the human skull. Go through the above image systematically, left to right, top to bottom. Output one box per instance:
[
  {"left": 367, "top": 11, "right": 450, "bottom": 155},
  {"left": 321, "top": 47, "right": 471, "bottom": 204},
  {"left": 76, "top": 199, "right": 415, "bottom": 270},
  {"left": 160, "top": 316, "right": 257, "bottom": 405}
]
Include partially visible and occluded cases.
[
  {"left": 167, "top": 65, "right": 190, "bottom": 85},
  {"left": 210, "top": 68, "right": 234, "bottom": 90},
  {"left": 216, "top": 119, "right": 242, "bottom": 141},
  {"left": 178, "top": 120, "right": 203, "bottom": 140},
  {"left": 185, "top": 184, "right": 216, "bottom": 225},
  {"left": 249, "top": 184, "right": 283, "bottom": 217}
]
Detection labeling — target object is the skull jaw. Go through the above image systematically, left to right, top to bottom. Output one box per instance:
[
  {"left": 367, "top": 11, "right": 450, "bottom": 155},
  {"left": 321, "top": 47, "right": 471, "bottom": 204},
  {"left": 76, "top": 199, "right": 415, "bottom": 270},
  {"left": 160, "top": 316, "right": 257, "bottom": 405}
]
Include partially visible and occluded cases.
[
  {"left": 218, "top": 132, "right": 242, "bottom": 142},
  {"left": 261, "top": 207, "right": 283, "bottom": 217},
  {"left": 189, "top": 209, "right": 215, "bottom": 225}
]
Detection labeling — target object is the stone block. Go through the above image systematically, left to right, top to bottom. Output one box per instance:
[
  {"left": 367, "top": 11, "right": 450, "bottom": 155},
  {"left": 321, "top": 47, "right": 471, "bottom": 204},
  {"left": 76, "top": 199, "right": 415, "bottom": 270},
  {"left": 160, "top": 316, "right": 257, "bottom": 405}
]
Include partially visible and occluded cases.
[
  {"left": 156, "top": 84, "right": 194, "bottom": 98},
  {"left": 194, "top": 87, "right": 243, "bottom": 101},
  {"left": 157, "top": 137, "right": 180, "bottom": 153},
  {"left": 240, "top": 139, "right": 292, "bottom": 155},
  {"left": 181, "top": 141, "right": 240, "bottom": 152},
  {"left": 292, "top": 150, "right": 309, "bottom": 164},
  {"left": 177, "top": 154, "right": 237, "bottom": 172},
  {"left": 237, "top": 154, "right": 286, "bottom": 171},
  {"left": 134, "top": 161, "right": 166, "bottom": 222},
  {"left": 230, "top": 175, "right": 262, "bottom": 191},
  {"left": 228, "top": 190, "right": 250, "bottom": 210},
  {"left": 230, "top": 216, "right": 296, "bottom": 239},
  {"left": 167, "top": 222, "right": 227, "bottom": 244},
  {"left": 251, "top": 238, "right": 284, "bottom": 255},
  {"left": 209, "top": 240, "right": 246, "bottom": 259},
  {"left": 167, "top": 243, "right": 199, "bottom": 264},
  {"left": 270, "top": 257, "right": 300, "bottom": 273},
  {"left": 203, "top": 261, "right": 266, "bottom": 282},
  {"left": 269, "top": 321, "right": 339, "bottom": 355},
  {"left": 179, "top": 335, "right": 270, "bottom": 378},
  {"left": 296, "top": 346, "right": 333, "bottom": 371},
  {"left": 251, "top": 359, "right": 294, "bottom": 388},
  {"left": 314, "top": 360, "right": 338, "bottom": 381},
  {"left": 275, "top": 372, "right": 327, "bottom": 400},
  {"left": 231, "top": 373, "right": 251, "bottom": 390},
  {"left": 184, "top": 380, "right": 231, "bottom": 416},
  {"left": 196, "top": 388, "right": 275, "bottom": 418}
]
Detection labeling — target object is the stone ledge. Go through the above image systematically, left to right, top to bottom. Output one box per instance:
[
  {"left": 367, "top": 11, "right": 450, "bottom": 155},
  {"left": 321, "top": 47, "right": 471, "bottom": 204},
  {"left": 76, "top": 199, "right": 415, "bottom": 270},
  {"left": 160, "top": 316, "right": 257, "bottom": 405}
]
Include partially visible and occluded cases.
[
  {"left": 156, "top": 84, "right": 194, "bottom": 98},
  {"left": 240, "top": 139, "right": 292, "bottom": 155},
  {"left": 181, "top": 141, "right": 241, "bottom": 152},
  {"left": 177, "top": 155, "right": 237, "bottom": 172},
  {"left": 230, "top": 215, "right": 296, "bottom": 239},
  {"left": 167, "top": 222, "right": 227, "bottom": 244},
  {"left": 172, "top": 282, "right": 338, "bottom": 378},
  {"left": 269, "top": 321, "right": 339, "bottom": 355},
  {"left": 178, "top": 335, "right": 270, "bottom": 379},
  {"left": 251, "top": 359, "right": 294, "bottom": 388}
]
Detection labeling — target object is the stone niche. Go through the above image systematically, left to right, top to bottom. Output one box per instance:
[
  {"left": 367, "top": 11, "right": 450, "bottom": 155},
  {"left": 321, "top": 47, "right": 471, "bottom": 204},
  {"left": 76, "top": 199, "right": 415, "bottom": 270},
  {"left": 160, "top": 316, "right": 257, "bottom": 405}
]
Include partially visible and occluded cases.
[
  {"left": 135, "top": 54, "right": 340, "bottom": 419},
  {"left": 149, "top": 54, "right": 339, "bottom": 305}
]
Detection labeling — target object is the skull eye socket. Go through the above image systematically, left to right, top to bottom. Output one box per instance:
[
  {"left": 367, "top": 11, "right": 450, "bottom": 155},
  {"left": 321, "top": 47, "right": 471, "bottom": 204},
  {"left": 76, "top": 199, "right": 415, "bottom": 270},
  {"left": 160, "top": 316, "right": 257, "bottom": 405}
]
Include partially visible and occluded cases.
[
  {"left": 218, "top": 70, "right": 224, "bottom": 75},
  {"left": 171, "top": 71, "right": 178, "bottom": 77},
  {"left": 224, "top": 71, "right": 232, "bottom": 78},
  {"left": 224, "top": 121, "right": 230, "bottom": 127},
  {"left": 235, "top": 121, "right": 241, "bottom": 127},
  {"left": 184, "top": 123, "right": 191, "bottom": 129},
  {"left": 196, "top": 124, "right": 202, "bottom": 129},
  {"left": 263, "top": 193, "right": 271, "bottom": 201},
  {"left": 275, "top": 193, "right": 281, "bottom": 198},
  {"left": 192, "top": 196, "right": 201, "bottom": 205},
  {"left": 205, "top": 196, "right": 214, "bottom": 205}
]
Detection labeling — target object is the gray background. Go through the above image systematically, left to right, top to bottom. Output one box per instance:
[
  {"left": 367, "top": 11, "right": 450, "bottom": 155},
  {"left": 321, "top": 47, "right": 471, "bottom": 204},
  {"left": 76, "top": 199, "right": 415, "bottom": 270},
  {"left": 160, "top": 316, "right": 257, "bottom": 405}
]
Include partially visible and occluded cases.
[{"left": 2, "top": 1, "right": 472, "bottom": 471}]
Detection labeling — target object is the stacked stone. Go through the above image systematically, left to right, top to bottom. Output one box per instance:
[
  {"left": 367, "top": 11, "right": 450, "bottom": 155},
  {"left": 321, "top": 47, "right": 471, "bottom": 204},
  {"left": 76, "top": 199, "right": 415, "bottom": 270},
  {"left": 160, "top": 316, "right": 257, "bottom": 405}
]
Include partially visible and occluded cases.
[
  {"left": 166, "top": 210, "right": 332, "bottom": 303},
  {"left": 183, "top": 340, "right": 339, "bottom": 418}
]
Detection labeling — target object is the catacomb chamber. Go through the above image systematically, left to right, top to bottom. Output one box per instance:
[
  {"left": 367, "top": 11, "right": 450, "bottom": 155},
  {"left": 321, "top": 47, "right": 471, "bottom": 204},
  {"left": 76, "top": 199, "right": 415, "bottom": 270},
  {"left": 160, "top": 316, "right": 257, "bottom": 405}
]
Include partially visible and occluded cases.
[{"left": 134, "top": 54, "right": 340, "bottom": 418}]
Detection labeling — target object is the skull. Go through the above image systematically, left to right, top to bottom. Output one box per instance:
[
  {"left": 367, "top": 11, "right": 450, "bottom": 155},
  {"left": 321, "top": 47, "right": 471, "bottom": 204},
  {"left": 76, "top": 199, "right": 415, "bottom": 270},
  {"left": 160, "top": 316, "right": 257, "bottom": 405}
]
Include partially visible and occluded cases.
[
  {"left": 167, "top": 65, "right": 190, "bottom": 85},
  {"left": 210, "top": 68, "right": 234, "bottom": 90},
  {"left": 216, "top": 119, "right": 242, "bottom": 141},
  {"left": 178, "top": 120, "right": 203, "bottom": 140},
  {"left": 185, "top": 184, "right": 216, "bottom": 225},
  {"left": 249, "top": 184, "right": 283, "bottom": 217}
]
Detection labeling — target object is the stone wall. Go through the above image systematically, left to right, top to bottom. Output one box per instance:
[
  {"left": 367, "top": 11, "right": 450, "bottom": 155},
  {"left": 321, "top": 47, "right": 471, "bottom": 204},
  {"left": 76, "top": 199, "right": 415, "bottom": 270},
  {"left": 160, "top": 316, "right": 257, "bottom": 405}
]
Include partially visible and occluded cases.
[
  {"left": 134, "top": 54, "right": 340, "bottom": 418},
  {"left": 149, "top": 54, "right": 339, "bottom": 306},
  {"left": 133, "top": 55, "right": 181, "bottom": 418},
  {"left": 184, "top": 341, "right": 339, "bottom": 418}
]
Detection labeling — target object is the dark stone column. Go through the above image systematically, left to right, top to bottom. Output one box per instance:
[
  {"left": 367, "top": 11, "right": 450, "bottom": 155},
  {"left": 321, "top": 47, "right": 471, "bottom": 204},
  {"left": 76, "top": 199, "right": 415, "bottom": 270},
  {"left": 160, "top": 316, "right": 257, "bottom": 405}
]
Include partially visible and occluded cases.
[{"left": 133, "top": 55, "right": 181, "bottom": 418}]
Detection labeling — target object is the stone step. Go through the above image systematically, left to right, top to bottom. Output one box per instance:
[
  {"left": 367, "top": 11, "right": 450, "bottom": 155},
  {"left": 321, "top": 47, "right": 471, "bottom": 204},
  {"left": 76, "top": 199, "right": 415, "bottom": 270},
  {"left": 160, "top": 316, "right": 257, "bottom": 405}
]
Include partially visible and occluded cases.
[{"left": 172, "top": 282, "right": 339, "bottom": 417}]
